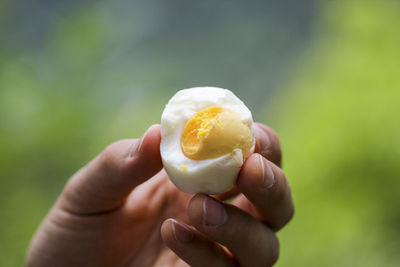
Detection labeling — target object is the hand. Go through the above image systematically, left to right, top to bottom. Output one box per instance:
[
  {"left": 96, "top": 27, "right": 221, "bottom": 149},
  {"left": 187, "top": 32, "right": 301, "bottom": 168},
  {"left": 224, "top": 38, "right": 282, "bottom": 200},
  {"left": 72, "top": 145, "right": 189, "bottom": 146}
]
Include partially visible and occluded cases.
[{"left": 26, "top": 123, "right": 294, "bottom": 267}]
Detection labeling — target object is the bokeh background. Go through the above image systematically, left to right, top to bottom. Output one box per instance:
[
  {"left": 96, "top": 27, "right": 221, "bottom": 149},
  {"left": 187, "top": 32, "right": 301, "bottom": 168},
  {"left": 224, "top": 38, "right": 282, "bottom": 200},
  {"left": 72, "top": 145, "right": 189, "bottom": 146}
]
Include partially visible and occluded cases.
[{"left": 1, "top": 0, "right": 399, "bottom": 266}]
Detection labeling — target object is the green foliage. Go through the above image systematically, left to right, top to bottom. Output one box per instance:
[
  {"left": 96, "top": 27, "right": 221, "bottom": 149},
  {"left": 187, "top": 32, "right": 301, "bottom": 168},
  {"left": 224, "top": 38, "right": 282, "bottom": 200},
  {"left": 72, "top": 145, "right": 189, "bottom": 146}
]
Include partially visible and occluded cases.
[
  {"left": 270, "top": 0, "right": 400, "bottom": 266},
  {"left": 0, "top": 6, "right": 168, "bottom": 265}
]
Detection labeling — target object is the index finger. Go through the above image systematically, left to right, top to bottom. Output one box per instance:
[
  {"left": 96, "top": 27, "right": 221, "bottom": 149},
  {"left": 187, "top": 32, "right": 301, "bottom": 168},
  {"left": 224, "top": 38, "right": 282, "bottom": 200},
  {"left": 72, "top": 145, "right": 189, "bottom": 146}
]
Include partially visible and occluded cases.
[{"left": 254, "top": 123, "right": 282, "bottom": 167}]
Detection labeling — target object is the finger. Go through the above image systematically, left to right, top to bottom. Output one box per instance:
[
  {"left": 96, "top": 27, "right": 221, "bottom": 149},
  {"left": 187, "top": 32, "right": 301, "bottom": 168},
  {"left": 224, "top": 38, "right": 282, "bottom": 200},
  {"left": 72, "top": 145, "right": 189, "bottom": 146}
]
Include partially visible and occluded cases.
[
  {"left": 254, "top": 123, "right": 282, "bottom": 167},
  {"left": 59, "top": 125, "right": 163, "bottom": 214},
  {"left": 236, "top": 153, "right": 294, "bottom": 231},
  {"left": 188, "top": 194, "right": 279, "bottom": 267},
  {"left": 161, "top": 219, "right": 236, "bottom": 267}
]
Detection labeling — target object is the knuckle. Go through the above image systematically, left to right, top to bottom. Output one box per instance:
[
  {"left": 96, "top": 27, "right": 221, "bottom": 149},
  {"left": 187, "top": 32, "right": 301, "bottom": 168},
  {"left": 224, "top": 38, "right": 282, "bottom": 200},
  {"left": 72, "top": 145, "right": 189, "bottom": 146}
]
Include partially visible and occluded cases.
[
  {"left": 255, "top": 123, "right": 282, "bottom": 166},
  {"left": 256, "top": 123, "right": 280, "bottom": 144},
  {"left": 102, "top": 139, "right": 125, "bottom": 157},
  {"left": 98, "top": 140, "right": 129, "bottom": 172},
  {"left": 100, "top": 141, "right": 117, "bottom": 159},
  {"left": 269, "top": 171, "right": 289, "bottom": 203},
  {"left": 268, "top": 181, "right": 286, "bottom": 206}
]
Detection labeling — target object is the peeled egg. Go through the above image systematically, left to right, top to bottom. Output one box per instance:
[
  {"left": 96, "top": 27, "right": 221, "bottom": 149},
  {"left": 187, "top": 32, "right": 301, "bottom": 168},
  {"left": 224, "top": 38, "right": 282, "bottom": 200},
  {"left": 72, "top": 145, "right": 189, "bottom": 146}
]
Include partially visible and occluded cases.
[{"left": 160, "top": 87, "right": 255, "bottom": 194}]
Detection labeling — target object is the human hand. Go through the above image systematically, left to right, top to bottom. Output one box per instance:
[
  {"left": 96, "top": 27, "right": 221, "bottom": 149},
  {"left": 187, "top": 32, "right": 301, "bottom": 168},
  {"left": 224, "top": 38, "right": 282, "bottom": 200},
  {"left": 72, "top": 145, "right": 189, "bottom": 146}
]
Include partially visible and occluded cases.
[{"left": 26, "top": 123, "right": 294, "bottom": 267}]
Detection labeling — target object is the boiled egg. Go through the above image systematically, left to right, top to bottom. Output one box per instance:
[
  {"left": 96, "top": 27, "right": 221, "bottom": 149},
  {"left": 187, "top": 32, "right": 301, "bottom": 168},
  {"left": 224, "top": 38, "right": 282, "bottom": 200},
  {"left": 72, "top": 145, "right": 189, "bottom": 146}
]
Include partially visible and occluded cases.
[{"left": 160, "top": 87, "right": 255, "bottom": 194}]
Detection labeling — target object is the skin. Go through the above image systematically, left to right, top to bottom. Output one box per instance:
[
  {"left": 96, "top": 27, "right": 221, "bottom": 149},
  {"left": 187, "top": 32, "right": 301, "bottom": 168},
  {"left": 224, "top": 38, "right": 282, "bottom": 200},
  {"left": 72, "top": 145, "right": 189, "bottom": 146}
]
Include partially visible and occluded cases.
[{"left": 26, "top": 123, "right": 294, "bottom": 267}]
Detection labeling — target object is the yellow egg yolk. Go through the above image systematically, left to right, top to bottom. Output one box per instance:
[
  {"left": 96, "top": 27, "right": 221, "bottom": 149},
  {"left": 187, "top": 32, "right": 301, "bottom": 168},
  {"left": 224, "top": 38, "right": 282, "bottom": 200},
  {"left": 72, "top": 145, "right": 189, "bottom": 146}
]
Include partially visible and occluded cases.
[{"left": 181, "top": 106, "right": 253, "bottom": 160}]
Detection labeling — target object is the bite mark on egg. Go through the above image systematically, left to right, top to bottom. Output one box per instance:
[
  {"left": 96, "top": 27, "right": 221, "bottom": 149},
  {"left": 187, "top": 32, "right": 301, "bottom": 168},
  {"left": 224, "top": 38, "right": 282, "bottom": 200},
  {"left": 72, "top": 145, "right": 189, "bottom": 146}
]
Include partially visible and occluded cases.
[
  {"left": 160, "top": 87, "right": 255, "bottom": 194},
  {"left": 180, "top": 106, "right": 253, "bottom": 160}
]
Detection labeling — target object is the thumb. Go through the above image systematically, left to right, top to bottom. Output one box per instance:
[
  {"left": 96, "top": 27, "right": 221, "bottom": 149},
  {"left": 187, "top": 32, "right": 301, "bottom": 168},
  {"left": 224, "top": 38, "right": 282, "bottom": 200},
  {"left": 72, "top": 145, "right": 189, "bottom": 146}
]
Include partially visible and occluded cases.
[{"left": 58, "top": 124, "right": 163, "bottom": 214}]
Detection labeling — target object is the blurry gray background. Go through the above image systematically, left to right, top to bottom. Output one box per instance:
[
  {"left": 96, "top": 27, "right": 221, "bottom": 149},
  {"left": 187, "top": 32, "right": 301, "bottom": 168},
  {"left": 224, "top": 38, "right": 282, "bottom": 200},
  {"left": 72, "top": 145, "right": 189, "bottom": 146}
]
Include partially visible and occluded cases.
[{"left": 0, "top": 0, "right": 316, "bottom": 114}]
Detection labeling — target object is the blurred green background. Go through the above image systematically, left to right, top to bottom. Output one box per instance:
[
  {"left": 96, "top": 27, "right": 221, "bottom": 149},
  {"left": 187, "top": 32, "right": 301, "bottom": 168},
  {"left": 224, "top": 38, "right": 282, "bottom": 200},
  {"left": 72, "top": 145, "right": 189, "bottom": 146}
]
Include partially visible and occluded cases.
[{"left": 1, "top": 0, "right": 399, "bottom": 266}]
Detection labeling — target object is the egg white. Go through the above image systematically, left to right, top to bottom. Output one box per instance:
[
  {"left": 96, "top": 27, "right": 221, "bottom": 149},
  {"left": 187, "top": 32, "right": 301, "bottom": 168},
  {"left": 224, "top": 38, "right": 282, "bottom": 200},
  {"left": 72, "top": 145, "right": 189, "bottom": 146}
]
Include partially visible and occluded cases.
[{"left": 160, "top": 87, "right": 255, "bottom": 194}]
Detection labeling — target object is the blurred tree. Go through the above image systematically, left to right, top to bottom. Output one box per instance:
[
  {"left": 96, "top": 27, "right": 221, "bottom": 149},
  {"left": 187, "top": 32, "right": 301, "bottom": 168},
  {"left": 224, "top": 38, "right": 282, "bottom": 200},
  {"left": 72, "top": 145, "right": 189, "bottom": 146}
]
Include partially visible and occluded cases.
[{"left": 270, "top": 0, "right": 400, "bottom": 266}]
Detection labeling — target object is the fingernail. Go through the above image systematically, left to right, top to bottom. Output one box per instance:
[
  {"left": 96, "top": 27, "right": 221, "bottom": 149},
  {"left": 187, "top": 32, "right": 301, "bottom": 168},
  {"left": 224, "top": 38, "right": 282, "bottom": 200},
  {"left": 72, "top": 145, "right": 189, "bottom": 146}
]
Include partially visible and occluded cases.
[
  {"left": 129, "top": 125, "right": 155, "bottom": 157},
  {"left": 256, "top": 126, "right": 270, "bottom": 155},
  {"left": 259, "top": 154, "right": 275, "bottom": 189},
  {"left": 202, "top": 197, "right": 227, "bottom": 227},
  {"left": 171, "top": 219, "right": 194, "bottom": 243}
]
